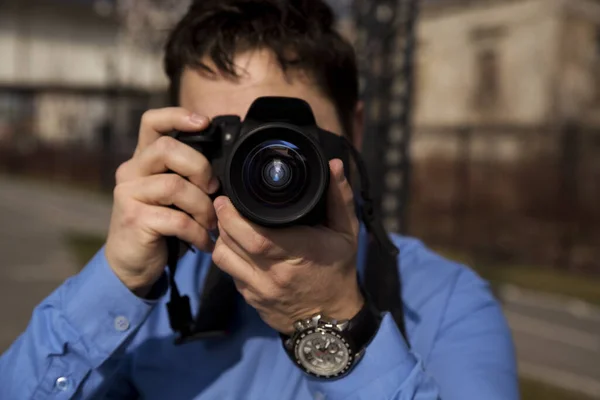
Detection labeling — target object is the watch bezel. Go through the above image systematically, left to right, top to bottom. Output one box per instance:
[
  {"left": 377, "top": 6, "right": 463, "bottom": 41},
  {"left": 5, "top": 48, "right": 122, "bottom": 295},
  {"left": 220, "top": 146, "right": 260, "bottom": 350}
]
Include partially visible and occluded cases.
[
  {"left": 282, "top": 295, "right": 382, "bottom": 380},
  {"left": 292, "top": 326, "right": 357, "bottom": 379}
]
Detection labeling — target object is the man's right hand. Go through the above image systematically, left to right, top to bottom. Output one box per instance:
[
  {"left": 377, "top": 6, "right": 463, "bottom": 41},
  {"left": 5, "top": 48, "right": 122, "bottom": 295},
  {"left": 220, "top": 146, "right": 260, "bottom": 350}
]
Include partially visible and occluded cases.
[{"left": 105, "top": 108, "right": 219, "bottom": 297}]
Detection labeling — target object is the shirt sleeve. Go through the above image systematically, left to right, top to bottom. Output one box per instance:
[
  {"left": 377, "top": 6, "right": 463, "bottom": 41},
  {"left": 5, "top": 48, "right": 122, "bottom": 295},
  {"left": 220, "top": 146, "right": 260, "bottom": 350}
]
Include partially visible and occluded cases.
[
  {"left": 0, "top": 246, "right": 165, "bottom": 400},
  {"left": 304, "top": 269, "right": 519, "bottom": 400}
]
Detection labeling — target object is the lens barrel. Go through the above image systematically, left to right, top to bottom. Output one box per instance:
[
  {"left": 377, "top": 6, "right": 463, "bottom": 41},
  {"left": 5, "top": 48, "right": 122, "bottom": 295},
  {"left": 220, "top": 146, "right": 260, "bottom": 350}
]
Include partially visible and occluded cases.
[{"left": 225, "top": 124, "right": 329, "bottom": 227}]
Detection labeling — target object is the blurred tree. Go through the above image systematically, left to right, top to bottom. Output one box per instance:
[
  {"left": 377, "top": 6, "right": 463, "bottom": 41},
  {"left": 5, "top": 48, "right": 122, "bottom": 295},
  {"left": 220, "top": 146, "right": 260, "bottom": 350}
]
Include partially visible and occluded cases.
[
  {"left": 92, "top": 0, "right": 191, "bottom": 189},
  {"left": 113, "top": 0, "right": 190, "bottom": 50},
  {"left": 113, "top": 0, "right": 354, "bottom": 49}
]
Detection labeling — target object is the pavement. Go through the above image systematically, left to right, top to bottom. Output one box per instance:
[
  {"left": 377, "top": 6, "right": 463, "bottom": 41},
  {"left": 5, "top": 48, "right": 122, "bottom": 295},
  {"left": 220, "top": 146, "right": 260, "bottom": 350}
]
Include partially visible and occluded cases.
[
  {"left": 0, "top": 173, "right": 599, "bottom": 398},
  {"left": 0, "top": 174, "right": 111, "bottom": 351},
  {"left": 500, "top": 285, "right": 600, "bottom": 398}
]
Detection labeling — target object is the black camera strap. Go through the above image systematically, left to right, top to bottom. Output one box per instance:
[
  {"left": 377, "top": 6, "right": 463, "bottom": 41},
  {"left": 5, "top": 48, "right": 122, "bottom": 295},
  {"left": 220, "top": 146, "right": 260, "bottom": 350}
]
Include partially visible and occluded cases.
[
  {"left": 165, "top": 137, "right": 408, "bottom": 346},
  {"left": 341, "top": 137, "right": 409, "bottom": 344}
]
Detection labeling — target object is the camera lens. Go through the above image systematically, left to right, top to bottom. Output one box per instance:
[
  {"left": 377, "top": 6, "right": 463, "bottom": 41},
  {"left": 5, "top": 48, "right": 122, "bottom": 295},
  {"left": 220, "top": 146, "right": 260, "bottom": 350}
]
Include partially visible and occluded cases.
[
  {"left": 226, "top": 124, "right": 330, "bottom": 227},
  {"left": 243, "top": 140, "right": 308, "bottom": 207},
  {"left": 263, "top": 159, "right": 292, "bottom": 189}
]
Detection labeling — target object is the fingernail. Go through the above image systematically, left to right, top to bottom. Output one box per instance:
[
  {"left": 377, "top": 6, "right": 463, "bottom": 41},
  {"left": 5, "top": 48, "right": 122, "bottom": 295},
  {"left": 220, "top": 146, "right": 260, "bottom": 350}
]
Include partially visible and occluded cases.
[
  {"left": 189, "top": 113, "right": 207, "bottom": 126},
  {"left": 207, "top": 177, "right": 220, "bottom": 194},
  {"left": 214, "top": 197, "right": 227, "bottom": 213}
]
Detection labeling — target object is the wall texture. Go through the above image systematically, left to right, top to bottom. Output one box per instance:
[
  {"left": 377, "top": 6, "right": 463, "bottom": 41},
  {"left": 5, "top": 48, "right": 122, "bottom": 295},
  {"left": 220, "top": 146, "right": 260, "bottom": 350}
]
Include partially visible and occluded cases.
[{"left": 414, "top": 0, "right": 560, "bottom": 127}]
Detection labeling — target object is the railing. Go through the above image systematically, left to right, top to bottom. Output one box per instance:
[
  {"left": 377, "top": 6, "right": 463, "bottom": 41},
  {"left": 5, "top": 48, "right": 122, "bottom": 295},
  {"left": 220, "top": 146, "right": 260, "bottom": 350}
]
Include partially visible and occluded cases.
[
  {"left": 407, "top": 123, "right": 600, "bottom": 273},
  {"left": 0, "top": 140, "right": 133, "bottom": 192}
]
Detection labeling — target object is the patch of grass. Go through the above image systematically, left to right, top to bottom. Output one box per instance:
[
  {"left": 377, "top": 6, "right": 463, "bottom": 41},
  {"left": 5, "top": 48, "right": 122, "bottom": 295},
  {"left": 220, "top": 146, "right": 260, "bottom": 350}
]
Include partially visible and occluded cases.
[
  {"left": 64, "top": 231, "right": 106, "bottom": 267},
  {"left": 435, "top": 248, "right": 600, "bottom": 306},
  {"left": 474, "top": 263, "right": 600, "bottom": 306},
  {"left": 520, "top": 377, "right": 595, "bottom": 400}
]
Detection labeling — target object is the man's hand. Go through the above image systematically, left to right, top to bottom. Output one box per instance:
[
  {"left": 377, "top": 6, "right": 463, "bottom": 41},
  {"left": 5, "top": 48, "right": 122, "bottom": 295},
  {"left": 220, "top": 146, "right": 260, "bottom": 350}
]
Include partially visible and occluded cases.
[
  {"left": 105, "top": 108, "right": 219, "bottom": 297},
  {"left": 212, "top": 159, "right": 364, "bottom": 334}
]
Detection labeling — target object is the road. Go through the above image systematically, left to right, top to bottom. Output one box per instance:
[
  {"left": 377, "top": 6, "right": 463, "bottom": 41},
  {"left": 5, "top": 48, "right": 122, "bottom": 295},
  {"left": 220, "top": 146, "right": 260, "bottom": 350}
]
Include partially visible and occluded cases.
[
  {"left": 0, "top": 174, "right": 599, "bottom": 398},
  {"left": 0, "top": 175, "right": 111, "bottom": 351},
  {"left": 500, "top": 285, "right": 600, "bottom": 398}
]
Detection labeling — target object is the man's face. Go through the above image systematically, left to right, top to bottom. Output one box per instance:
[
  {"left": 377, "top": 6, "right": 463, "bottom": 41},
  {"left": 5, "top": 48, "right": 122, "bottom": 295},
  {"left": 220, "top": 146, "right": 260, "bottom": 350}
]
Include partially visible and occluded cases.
[{"left": 179, "top": 49, "right": 346, "bottom": 137}]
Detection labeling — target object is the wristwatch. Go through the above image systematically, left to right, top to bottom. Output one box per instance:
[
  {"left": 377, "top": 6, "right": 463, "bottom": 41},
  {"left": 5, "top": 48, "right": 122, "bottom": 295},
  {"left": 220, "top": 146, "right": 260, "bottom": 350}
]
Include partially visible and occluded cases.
[{"left": 281, "top": 297, "right": 382, "bottom": 379}]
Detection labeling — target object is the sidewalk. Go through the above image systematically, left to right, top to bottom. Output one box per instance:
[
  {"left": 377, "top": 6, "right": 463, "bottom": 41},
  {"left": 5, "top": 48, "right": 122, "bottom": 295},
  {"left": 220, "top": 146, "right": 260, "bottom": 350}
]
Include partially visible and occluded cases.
[
  {"left": 0, "top": 174, "right": 112, "bottom": 351},
  {"left": 500, "top": 284, "right": 600, "bottom": 398}
]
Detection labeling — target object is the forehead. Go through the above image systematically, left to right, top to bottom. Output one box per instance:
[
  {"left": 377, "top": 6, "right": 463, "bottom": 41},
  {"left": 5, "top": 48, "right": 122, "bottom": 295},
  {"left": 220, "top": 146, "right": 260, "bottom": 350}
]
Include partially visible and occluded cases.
[{"left": 179, "top": 49, "right": 343, "bottom": 135}]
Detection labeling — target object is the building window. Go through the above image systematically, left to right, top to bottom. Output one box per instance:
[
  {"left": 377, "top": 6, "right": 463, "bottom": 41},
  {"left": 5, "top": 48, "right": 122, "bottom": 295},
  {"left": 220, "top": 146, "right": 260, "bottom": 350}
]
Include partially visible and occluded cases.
[
  {"left": 470, "top": 26, "right": 505, "bottom": 112},
  {"left": 474, "top": 48, "right": 500, "bottom": 109}
]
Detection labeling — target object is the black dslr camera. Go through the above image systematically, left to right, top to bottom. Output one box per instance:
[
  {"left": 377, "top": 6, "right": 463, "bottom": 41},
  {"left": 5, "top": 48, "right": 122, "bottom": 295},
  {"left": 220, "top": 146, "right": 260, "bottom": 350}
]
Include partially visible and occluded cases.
[
  {"left": 171, "top": 96, "right": 350, "bottom": 227},
  {"left": 165, "top": 97, "right": 397, "bottom": 345}
]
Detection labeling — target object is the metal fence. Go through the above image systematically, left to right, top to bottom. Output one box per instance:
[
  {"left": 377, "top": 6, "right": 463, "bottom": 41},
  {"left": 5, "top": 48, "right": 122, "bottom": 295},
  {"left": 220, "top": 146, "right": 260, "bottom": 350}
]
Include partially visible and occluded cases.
[
  {"left": 407, "top": 123, "right": 600, "bottom": 273},
  {"left": 0, "top": 142, "right": 131, "bottom": 192}
]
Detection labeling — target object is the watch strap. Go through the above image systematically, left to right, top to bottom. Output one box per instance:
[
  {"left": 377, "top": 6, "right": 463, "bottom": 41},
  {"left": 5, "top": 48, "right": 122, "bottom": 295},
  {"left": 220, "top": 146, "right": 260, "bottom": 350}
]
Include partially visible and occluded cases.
[{"left": 344, "top": 292, "right": 383, "bottom": 353}]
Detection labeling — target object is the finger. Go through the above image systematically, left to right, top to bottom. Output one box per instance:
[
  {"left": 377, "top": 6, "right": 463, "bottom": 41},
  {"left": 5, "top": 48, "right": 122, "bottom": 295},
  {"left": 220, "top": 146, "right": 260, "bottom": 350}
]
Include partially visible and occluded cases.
[
  {"left": 135, "top": 108, "right": 210, "bottom": 155},
  {"left": 130, "top": 135, "right": 219, "bottom": 194},
  {"left": 326, "top": 159, "right": 359, "bottom": 236},
  {"left": 121, "top": 174, "right": 217, "bottom": 231},
  {"left": 213, "top": 196, "right": 309, "bottom": 260},
  {"left": 214, "top": 196, "right": 284, "bottom": 259},
  {"left": 141, "top": 203, "right": 214, "bottom": 253},
  {"left": 217, "top": 221, "right": 253, "bottom": 264},
  {"left": 212, "top": 236, "right": 260, "bottom": 286}
]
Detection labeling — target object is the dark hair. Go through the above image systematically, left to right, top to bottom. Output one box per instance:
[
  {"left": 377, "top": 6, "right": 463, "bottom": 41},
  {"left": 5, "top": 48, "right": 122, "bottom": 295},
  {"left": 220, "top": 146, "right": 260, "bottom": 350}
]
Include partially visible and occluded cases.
[{"left": 163, "top": 0, "right": 359, "bottom": 138}]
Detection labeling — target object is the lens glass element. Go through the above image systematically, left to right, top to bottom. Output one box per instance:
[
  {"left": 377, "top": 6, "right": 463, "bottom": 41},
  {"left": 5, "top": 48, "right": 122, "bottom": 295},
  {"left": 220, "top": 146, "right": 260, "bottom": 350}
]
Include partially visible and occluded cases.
[
  {"left": 244, "top": 140, "right": 307, "bottom": 206},
  {"left": 263, "top": 159, "right": 292, "bottom": 189}
]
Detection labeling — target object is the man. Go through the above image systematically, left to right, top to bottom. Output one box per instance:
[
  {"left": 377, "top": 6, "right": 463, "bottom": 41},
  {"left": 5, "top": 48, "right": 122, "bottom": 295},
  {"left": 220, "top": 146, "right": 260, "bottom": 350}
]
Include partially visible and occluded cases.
[{"left": 0, "top": 0, "right": 518, "bottom": 398}]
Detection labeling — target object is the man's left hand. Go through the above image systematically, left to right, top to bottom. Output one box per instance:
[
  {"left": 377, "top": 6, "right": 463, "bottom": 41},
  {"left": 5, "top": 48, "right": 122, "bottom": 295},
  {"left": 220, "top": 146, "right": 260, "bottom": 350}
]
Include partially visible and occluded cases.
[{"left": 211, "top": 159, "right": 364, "bottom": 335}]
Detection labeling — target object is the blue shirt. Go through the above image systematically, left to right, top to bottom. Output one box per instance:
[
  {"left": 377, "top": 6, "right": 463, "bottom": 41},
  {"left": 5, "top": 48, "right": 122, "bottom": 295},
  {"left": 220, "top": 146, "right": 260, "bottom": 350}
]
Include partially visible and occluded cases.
[{"left": 0, "top": 230, "right": 518, "bottom": 399}]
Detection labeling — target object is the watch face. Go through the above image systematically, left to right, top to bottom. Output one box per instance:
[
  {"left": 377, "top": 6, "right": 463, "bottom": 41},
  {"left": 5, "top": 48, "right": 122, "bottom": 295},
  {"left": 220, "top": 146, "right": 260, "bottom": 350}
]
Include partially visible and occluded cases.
[{"left": 294, "top": 328, "right": 353, "bottom": 378}]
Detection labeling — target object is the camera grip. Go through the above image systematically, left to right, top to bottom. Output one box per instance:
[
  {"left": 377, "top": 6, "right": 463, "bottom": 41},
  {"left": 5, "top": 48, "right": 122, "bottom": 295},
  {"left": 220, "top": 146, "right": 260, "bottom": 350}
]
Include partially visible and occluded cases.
[{"left": 169, "top": 129, "right": 218, "bottom": 162}]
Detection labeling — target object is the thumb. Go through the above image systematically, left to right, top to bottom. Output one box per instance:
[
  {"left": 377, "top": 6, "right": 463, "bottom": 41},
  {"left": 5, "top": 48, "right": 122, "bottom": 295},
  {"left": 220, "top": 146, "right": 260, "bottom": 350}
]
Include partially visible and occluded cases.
[{"left": 326, "top": 159, "right": 359, "bottom": 237}]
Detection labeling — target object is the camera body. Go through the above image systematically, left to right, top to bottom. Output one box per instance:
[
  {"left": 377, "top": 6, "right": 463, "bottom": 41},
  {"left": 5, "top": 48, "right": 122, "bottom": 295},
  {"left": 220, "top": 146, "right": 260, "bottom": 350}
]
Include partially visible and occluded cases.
[{"left": 171, "top": 96, "right": 350, "bottom": 227}]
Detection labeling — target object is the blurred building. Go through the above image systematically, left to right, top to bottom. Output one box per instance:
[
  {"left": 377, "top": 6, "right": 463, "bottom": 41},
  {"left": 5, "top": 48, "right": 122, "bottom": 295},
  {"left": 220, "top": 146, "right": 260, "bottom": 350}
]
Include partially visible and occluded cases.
[
  {"left": 0, "top": 0, "right": 167, "bottom": 149},
  {"left": 0, "top": 0, "right": 598, "bottom": 268},
  {"left": 334, "top": 0, "right": 600, "bottom": 160},
  {"left": 335, "top": 0, "right": 600, "bottom": 271},
  {"left": 336, "top": 0, "right": 600, "bottom": 146},
  {"left": 410, "top": 0, "right": 600, "bottom": 270},
  {"left": 415, "top": 0, "right": 600, "bottom": 128}
]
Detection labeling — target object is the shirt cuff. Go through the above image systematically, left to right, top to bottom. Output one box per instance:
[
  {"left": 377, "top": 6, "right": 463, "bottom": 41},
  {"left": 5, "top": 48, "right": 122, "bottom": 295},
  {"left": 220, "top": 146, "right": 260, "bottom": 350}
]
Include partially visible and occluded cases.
[
  {"left": 60, "top": 246, "right": 161, "bottom": 367},
  {"left": 305, "top": 313, "right": 418, "bottom": 399}
]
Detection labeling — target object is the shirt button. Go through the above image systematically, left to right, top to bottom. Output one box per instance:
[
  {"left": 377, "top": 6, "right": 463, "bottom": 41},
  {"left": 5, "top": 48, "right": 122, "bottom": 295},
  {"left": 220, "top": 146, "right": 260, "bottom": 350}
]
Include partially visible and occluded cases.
[
  {"left": 114, "top": 316, "right": 130, "bottom": 332},
  {"left": 55, "top": 376, "right": 70, "bottom": 391}
]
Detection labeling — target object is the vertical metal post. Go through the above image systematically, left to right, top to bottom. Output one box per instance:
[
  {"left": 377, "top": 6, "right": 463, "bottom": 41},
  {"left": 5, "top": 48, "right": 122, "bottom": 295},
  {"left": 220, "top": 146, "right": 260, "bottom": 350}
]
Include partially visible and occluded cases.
[
  {"left": 353, "top": 0, "right": 421, "bottom": 234},
  {"left": 558, "top": 121, "right": 579, "bottom": 270},
  {"left": 454, "top": 127, "right": 471, "bottom": 249}
]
